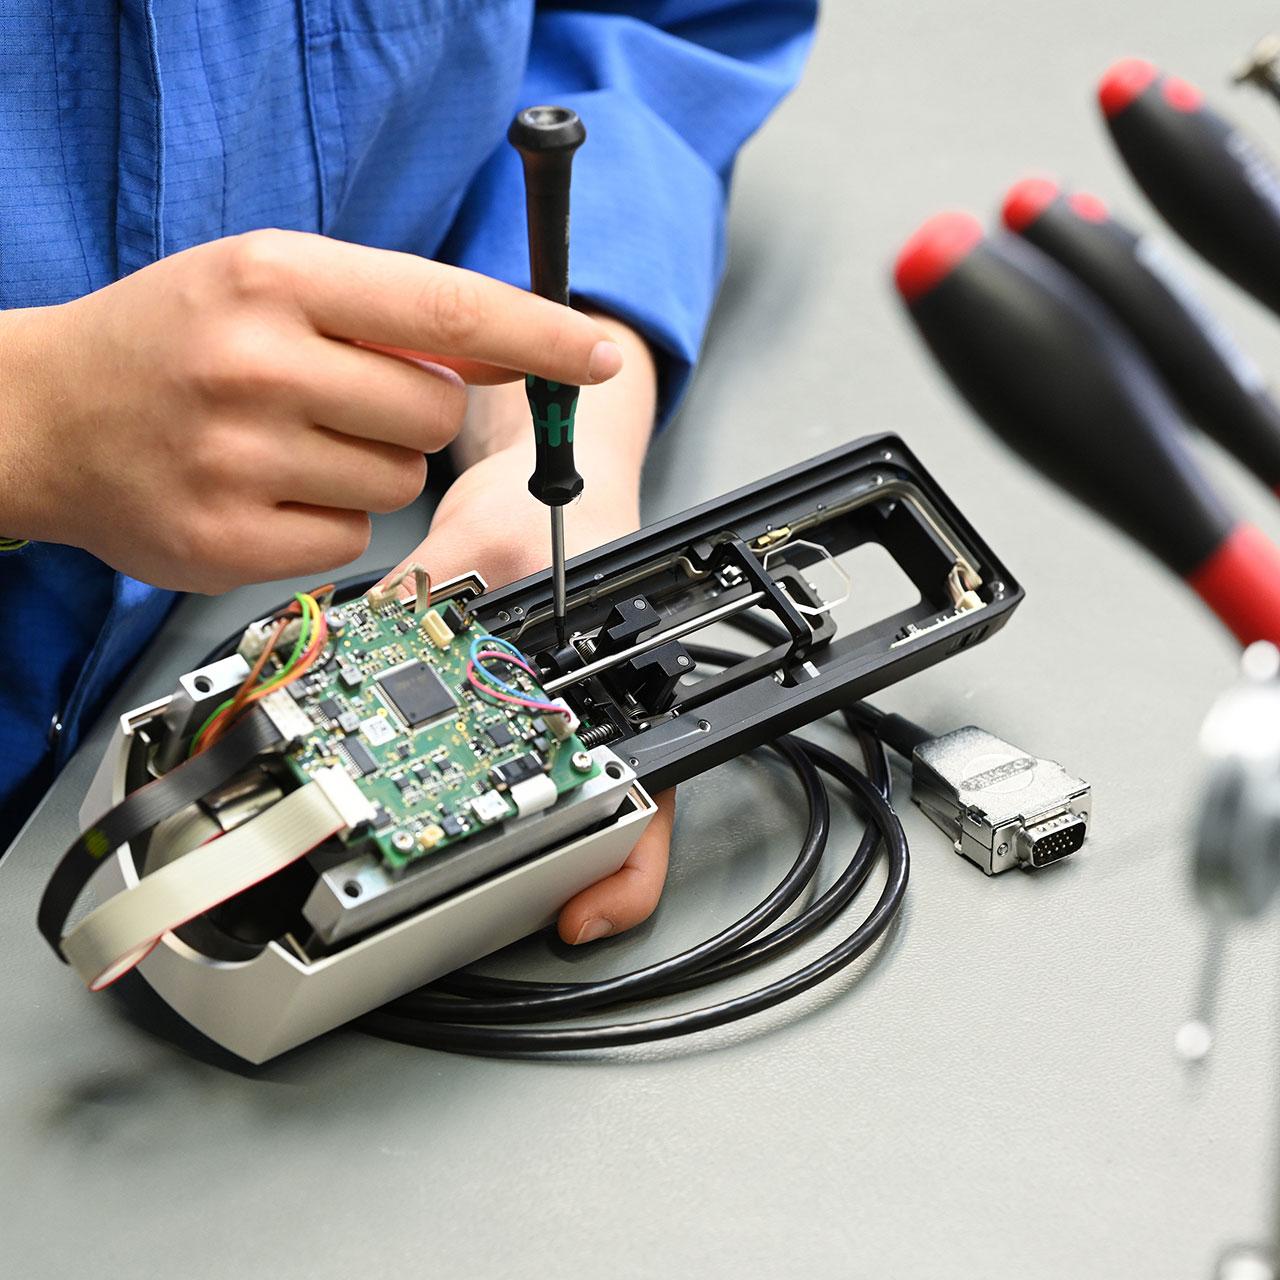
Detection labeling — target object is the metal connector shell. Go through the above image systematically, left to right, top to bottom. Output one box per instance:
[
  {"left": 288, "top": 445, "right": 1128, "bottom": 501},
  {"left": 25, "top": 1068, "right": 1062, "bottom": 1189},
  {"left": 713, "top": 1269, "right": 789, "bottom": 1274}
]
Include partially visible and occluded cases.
[{"left": 910, "top": 726, "right": 1091, "bottom": 874}]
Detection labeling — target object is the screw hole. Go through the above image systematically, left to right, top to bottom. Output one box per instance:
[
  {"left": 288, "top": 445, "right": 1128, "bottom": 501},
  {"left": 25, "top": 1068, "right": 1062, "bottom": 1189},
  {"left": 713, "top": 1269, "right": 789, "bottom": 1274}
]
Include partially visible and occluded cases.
[
  {"left": 193, "top": 675, "right": 213, "bottom": 693},
  {"left": 605, "top": 762, "right": 624, "bottom": 779},
  {"left": 342, "top": 880, "right": 361, "bottom": 899}
]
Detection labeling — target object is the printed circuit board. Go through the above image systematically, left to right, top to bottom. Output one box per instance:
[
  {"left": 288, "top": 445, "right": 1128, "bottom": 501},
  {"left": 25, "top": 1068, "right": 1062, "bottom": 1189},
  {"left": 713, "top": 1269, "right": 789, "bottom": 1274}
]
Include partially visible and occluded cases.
[{"left": 278, "top": 594, "right": 598, "bottom": 870}]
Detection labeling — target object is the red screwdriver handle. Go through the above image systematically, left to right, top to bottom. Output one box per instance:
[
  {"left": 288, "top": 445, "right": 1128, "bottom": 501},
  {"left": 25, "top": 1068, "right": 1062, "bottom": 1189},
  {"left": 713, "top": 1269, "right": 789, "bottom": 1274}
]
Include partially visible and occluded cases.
[
  {"left": 1101, "top": 57, "right": 1280, "bottom": 320},
  {"left": 1001, "top": 175, "right": 1280, "bottom": 494},
  {"left": 895, "top": 211, "right": 1280, "bottom": 646}
]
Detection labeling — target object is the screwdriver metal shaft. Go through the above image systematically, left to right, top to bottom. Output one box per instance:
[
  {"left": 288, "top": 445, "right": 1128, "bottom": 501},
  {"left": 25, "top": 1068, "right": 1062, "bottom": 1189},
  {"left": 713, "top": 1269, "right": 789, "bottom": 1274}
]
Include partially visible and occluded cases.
[
  {"left": 508, "top": 106, "right": 587, "bottom": 650},
  {"left": 549, "top": 505, "right": 567, "bottom": 645}
]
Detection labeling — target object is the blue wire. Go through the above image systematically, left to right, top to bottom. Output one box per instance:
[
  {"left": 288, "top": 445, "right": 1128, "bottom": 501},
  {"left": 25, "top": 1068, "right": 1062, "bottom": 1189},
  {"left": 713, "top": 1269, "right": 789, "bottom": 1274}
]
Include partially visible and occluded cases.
[{"left": 469, "top": 633, "right": 544, "bottom": 701}]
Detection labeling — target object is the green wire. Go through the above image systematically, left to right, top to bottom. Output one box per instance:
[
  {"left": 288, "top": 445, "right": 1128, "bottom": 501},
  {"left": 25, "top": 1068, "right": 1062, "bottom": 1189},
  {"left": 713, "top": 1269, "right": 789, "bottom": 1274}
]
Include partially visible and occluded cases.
[{"left": 188, "top": 593, "right": 315, "bottom": 755}]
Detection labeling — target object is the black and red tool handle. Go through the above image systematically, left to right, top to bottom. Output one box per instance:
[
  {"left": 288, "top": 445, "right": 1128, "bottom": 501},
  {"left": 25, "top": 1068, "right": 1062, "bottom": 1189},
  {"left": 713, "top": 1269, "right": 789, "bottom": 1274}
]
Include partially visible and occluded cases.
[
  {"left": 1101, "top": 57, "right": 1280, "bottom": 320},
  {"left": 1001, "top": 176, "right": 1280, "bottom": 492},
  {"left": 894, "top": 212, "right": 1280, "bottom": 646}
]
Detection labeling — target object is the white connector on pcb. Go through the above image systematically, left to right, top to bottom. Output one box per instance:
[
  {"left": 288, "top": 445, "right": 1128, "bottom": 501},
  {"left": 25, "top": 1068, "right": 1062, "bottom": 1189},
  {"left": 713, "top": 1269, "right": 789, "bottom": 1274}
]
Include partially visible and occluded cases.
[{"left": 545, "top": 698, "right": 580, "bottom": 741}]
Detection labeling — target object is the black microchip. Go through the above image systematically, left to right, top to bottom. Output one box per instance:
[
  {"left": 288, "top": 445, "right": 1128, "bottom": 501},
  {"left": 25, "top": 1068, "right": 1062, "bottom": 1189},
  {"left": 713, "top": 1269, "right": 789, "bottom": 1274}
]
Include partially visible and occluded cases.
[
  {"left": 377, "top": 660, "right": 457, "bottom": 728},
  {"left": 318, "top": 697, "right": 341, "bottom": 722},
  {"left": 485, "top": 722, "right": 514, "bottom": 748},
  {"left": 341, "top": 737, "right": 378, "bottom": 777},
  {"left": 490, "top": 752, "right": 545, "bottom": 789},
  {"left": 440, "top": 813, "right": 466, "bottom": 838}
]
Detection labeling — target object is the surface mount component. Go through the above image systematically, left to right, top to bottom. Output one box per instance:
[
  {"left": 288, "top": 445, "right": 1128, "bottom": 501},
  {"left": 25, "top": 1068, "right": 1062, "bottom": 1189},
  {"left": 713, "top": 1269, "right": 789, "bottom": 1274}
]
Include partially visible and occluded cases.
[{"left": 376, "top": 660, "right": 457, "bottom": 728}]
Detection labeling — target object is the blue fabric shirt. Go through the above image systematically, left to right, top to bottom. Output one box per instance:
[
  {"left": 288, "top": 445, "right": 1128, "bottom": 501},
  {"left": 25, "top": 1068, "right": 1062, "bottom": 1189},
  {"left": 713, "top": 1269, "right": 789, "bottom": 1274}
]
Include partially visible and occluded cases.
[{"left": 0, "top": 0, "right": 815, "bottom": 848}]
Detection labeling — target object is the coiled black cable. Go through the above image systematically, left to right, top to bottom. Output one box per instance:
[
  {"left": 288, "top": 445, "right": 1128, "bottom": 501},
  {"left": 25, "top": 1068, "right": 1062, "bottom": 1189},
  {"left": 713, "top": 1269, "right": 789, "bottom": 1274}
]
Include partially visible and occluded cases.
[{"left": 357, "top": 641, "right": 910, "bottom": 1055}]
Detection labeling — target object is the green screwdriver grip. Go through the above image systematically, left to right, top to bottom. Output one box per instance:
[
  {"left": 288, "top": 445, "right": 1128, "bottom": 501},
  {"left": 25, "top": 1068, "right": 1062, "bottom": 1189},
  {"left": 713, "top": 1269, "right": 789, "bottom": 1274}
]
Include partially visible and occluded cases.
[{"left": 525, "top": 375, "right": 583, "bottom": 506}]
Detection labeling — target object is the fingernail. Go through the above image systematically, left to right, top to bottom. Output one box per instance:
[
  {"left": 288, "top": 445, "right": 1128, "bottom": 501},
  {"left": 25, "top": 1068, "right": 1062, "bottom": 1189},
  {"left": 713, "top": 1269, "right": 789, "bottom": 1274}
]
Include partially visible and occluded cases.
[
  {"left": 586, "top": 340, "right": 623, "bottom": 383},
  {"left": 572, "top": 917, "right": 615, "bottom": 945}
]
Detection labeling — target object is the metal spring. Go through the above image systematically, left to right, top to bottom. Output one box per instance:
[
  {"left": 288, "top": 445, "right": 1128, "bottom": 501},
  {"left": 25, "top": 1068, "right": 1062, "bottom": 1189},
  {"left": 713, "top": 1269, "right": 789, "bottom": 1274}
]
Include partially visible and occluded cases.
[{"left": 578, "top": 722, "right": 619, "bottom": 748}]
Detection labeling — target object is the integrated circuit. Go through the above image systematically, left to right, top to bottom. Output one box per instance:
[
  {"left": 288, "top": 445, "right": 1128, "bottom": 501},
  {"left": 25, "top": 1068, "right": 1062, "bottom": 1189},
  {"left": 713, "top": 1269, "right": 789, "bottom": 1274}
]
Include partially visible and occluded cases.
[
  {"left": 376, "top": 660, "right": 457, "bottom": 729},
  {"left": 341, "top": 737, "right": 378, "bottom": 778},
  {"left": 489, "top": 752, "right": 545, "bottom": 790}
]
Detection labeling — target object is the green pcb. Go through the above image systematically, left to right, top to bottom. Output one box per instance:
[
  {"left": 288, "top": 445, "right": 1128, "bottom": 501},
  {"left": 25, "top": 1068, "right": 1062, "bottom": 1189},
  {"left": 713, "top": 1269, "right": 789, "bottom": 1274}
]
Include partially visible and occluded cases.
[{"left": 282, "top": 594, "right": 598, "bottom": 870}]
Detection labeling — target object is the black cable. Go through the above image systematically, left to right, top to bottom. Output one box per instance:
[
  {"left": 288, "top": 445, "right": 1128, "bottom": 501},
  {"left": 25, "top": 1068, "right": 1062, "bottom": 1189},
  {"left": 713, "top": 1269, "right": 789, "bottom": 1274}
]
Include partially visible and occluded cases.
[
  {"left": 358, "top": 630, "right": 910, "bottom": 1053},
  {"left": 844, "top": 703, "right": 932, "bottom": 760},
  {"left": 358, "top": 728, "right": 906, "bottom": 1053}
]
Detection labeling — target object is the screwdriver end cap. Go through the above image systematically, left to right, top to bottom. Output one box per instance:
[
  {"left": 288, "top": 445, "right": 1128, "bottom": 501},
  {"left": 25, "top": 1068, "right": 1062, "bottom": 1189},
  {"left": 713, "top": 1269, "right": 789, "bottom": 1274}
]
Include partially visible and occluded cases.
[
  {"left": 1098, "top": 57, "right": 1158, "bottom": 118},
  {"left": 1001, "top": 176, "right": 1060, "bottom": 233},
  {"left": 894, "top": 212, "right": 984, "bottom": 303}
]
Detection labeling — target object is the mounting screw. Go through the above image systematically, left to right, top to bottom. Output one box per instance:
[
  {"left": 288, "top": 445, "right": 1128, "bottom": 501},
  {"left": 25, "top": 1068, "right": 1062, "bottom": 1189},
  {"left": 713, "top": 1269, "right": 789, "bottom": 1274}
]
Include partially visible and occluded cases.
[
  {"left": 677, "top": 655, "right": 691, "bottom": 668},
  {"left": 697, "top": 719, "right": 711, "bottom": 732},
  {"left": 571, "top": 750, "right": 593, "bottom": 772},
  {"left": 391, "top": 831, "right": 415, "bottom": 854}
]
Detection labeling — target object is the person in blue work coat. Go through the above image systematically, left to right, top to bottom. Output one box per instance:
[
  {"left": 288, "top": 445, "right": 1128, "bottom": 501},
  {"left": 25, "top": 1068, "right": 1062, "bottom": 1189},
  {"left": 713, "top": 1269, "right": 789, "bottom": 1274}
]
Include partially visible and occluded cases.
[{"left": 0, "top": 2, "right": 816, "bottom": 941}]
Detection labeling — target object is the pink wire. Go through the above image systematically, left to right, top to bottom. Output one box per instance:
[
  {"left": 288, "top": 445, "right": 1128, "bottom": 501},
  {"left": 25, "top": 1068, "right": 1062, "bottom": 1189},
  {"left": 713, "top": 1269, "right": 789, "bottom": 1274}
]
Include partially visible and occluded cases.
[
  {"left": 476, "top": 648, "right": 542, "bottom": 681},
  {"left": 466, "top": 656, "right": 570, "bottom": 716},
  {"left": 465, "top": 659, "right": 567, "bottom": 715}
]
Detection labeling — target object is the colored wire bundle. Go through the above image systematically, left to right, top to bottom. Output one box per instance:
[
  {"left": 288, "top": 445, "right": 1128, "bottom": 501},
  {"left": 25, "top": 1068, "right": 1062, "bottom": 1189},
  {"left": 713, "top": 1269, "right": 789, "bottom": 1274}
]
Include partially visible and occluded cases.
[
  {"left": 189, "top": 589, "right": 330, "bottom": 754},
  {"left": 466, "top": 633, "right": 570, "bottom": 717}
]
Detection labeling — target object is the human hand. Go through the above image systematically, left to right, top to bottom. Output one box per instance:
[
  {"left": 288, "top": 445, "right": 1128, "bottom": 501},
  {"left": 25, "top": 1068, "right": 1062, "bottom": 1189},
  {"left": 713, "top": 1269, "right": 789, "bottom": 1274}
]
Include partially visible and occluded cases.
[
  {"left": 0, "top": 230, "right": 623, "bottom": 592},
  {"left": 374, "top": 316, "right": 675, "bottom": 944}
]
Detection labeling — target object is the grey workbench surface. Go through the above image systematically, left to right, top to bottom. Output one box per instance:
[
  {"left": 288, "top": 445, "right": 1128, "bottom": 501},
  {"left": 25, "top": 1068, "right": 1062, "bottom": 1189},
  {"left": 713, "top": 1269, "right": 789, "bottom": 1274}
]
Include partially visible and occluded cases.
[{"left": 5, "top": 4, "right": 1280, "bottom": 1277}]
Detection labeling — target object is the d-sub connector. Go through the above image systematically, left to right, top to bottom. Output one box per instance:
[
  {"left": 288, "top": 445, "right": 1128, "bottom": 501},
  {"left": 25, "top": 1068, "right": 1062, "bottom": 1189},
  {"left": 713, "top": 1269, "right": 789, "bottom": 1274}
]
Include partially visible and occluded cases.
[
  {"left": 909, "top": 726, "right": 1091, "bottom": 875},
  {"left": 1016, "top": 811, "right": 1088, "bottom": 868}
]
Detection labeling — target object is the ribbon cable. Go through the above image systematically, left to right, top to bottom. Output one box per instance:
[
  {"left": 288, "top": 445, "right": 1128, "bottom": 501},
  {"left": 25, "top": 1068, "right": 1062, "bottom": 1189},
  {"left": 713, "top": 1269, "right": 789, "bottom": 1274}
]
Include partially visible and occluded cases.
[
  {"left": 38, "top": 706, "right": 284, "bottom": 958},
  {"left": 61, "top": 766, "right": 374, "bottom": 990}
]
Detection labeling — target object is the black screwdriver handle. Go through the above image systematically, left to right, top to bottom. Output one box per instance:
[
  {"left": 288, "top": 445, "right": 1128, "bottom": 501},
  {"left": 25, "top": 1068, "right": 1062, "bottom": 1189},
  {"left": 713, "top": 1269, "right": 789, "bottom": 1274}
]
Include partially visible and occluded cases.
[
  {"left": 1101, "top": 58, "right": 1280, "bottom": 320},
  {"left": 508, "top": 106, "right": 586, "bottom": 507},
  {"left": 1002, "top": 176, "right": 1280, "bottom": 491},
  {"left": 895, "top": 212, "right": 1280, "bottom": 645}
]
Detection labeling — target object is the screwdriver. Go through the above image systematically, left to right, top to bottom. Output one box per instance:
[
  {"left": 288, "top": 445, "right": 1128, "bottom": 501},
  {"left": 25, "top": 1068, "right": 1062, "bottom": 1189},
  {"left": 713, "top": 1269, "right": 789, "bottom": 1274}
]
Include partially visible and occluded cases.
[
  {"left": 1100, "top": 57, "right": 1280, "bottom": 320},
  {"left": 508, "top": 106, "right": 587, "bottom": 649},
  {"left": 1000, "top": 176, "right": 1280, "bottom": 493},
  {"left": 893, "top": 211, "right": 1280, "bottom": 646}
]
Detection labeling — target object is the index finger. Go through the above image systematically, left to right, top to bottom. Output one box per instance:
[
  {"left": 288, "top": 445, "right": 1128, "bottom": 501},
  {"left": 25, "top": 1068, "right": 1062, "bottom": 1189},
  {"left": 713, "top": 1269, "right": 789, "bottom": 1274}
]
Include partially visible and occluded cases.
[{"left": 261, "top": 232, "right": 624, "bottom": 386}]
